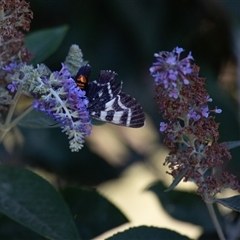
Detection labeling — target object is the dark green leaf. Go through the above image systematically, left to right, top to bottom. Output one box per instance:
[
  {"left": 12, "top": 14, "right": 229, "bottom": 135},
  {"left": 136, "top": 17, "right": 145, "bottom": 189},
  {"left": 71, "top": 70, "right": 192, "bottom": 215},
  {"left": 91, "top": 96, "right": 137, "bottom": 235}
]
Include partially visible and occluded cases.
[
  {"left": 25, "top": 25, "right": 69, "bottom": 65},
  {"left": 18, "top": 108, "right": 60, "bottom": 128},
  {"left": 225, "top": 141, "right": 240, "bottom": 150},
  {"left": 0, "top": 166, "right": 80, "bottom": 240},
  {"left": 164, "top": 168, "right": 188, "bottom": 192},
  {"left": 147, "top": 181, "right": 222, "bottom": 232},
  {"left": 61, "top": 187, "right": 129, "bottom": 239},
  {"left": 215, "top": 195, "right": 240, "bottom": 212},
  {"left": 0, "top": 213, "right": 46, "bottom": 240},
  {"left": 106, "top": 226, "right": 190, "bottom": 240}
]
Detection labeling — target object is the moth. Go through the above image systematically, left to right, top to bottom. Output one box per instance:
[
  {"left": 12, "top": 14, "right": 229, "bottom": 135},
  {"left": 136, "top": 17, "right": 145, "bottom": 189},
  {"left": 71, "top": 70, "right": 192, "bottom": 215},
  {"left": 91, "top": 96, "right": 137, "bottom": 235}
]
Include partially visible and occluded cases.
[{"left": 75, "top": 65, "right": 145, "bottom": 128}]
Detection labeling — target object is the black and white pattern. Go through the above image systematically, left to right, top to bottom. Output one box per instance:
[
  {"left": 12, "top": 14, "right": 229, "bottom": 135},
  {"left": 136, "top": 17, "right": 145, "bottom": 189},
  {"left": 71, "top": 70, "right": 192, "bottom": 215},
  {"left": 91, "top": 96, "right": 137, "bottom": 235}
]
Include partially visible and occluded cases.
[{"left": 75, "top": 65, "right": 145, "bottom": 128}]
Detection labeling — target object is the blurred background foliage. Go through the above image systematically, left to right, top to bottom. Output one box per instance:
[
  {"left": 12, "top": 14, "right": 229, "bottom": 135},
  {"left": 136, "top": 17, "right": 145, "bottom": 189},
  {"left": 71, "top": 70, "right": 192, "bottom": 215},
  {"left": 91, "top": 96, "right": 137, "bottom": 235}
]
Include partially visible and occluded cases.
[{"left": 2, "top": 0, "right": 240, "bottom": 238}]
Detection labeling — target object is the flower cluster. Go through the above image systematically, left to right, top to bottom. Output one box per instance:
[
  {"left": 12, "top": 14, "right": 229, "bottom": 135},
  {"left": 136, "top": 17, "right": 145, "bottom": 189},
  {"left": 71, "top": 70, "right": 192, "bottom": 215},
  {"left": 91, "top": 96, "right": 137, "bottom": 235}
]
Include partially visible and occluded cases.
[
  {"left": 0, "top": 0, "right": 33, "bottom": 67},
  {"left": 0, "top": 0, "right": 32, "bottom": 119},
  {"left": 64, "top": 44, "right": 87, "bottom": 76},
  {"left": 150, "top": 47, "right": 240, "bottom": 200},
  {"left": 4, "top": 62, "right": 92, "bottom": 152}
]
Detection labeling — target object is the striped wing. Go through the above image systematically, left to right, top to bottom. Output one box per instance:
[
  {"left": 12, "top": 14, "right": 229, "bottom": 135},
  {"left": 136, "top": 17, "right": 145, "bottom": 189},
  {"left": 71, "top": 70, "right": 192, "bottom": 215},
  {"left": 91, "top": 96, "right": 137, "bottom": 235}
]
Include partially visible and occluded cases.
[{"left": 87, "top": 70, "right": 145, "bottom": 128}]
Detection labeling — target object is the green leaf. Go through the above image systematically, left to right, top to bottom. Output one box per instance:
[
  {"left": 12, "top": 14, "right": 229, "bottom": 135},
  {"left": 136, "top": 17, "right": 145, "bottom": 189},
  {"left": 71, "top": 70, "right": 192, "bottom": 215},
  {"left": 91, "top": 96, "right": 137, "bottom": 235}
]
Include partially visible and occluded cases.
[
  {"left": 25, "top": 25, "right": 69, "bottom": 65},
  {"left": 18, "top": 108, "right": 60, "bottom": 128},
  {"left": 225, "top": 141, "right": 240, "bottom": 150},
  {"left": 0, "top": 166, "right": 80, "bottom": 240},
  {"left": 164, "top": 168, "right": 188, "bottom": 192},
  {"left": 147, "top": 181, "right": 221, "bottom": 232},
  {"left": 61, "top": 187, "right": 129, "bottom": 239},
  {"left": 215, "top": 195, "right": 240, "bottom": 212},
  {"left": 0, "top": 213, "right": 46, "bottom": 240},
  {"left": 106, "top": 226, "right": 190, "bottom": 240}
]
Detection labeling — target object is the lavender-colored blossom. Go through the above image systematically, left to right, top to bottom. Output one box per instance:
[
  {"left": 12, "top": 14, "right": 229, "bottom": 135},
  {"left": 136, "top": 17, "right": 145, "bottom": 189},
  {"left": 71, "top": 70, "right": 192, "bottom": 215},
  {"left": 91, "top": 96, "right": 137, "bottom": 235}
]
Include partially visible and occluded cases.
[
  {"left": 149, "top": 47, "right": 193, "bottom": 86},
  {"left": 150, "top": 47, "right": 194, "bottom": 99},
  {"left": 150, "top": 47, "right": 239, "bottom": 202},
  {"left": 175, "top": 47, "right": 184, "bottom": 54},
  {"left": 2, "top": 62, "right": 18, "bottom": 72},
  {"left": 4, "top": 62, "right": 92, "bottom": 151},
  {"left": 32, "top": 64, "right": 92, "bottom": 151},
  {"left": 168, "top": 69, "right": 178, "bottom": 81},
  {"left": 183, "top": 78, "right": 189, "bottom": 85},
  {"left": 7, "top": 81, "right": 19, "bottom": 92},
  {"left": 168, "top": 88, "right": 179, "bottom": 99},
  {"left": 206, "top": 96, "right": 213, "bottom": 102},
  {"left": 201, "top": 106, "right": 209, "bottom": 118},
  {"left": 210, "top": 108, "right": 222, "bottom": 114},
  {"left": 214, "top": 108, "right": 222, "bottom": 114},
  {"left": 187, "top": 109, "right": 201, "bottom": 121},
  {"left": 160, "top": 122, "right": 168, "bottom": 132}
]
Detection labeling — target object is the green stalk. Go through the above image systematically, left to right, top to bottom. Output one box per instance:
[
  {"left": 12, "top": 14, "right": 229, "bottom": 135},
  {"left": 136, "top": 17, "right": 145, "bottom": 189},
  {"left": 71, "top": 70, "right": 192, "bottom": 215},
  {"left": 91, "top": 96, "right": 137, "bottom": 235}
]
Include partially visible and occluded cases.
[
  {"left": 0, "top": 88, "right": 23, "bottom": 143},
  {"left": 206, "top": 202, "right": 225, "bottom": 240}
]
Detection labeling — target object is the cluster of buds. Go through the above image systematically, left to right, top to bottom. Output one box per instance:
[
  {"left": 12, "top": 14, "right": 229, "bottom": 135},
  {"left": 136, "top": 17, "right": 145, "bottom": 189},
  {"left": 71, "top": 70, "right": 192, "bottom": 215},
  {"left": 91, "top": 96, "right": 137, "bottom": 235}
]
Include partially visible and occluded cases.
[
  {"left": 0, "top": 0, "right": 33, "bottom": 66},
  {"left": 0, "top": 0, "right": 33, "bottom": 122},
  {"left": 150, "top": 47, "right": 240, "bottom": 200}
]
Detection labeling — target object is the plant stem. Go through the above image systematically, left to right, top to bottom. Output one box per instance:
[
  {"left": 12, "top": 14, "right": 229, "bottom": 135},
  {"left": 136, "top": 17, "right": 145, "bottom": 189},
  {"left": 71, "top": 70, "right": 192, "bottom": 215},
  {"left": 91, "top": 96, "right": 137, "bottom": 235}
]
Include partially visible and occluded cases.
[
  {"left": 0, "top": 88, "right": 34, "bottom": 143},
  {"left": 4, "top": 88, "right": 22, "bottom": 127},
  {"left": 0, "top": 89, "right": 22, "bottom": 142},
  {"left": 9, "top": 105, "right": 33, "bottom": 128},
  {"left": 0, "top": 106, "right": 33, "bottom": 143},
  {"left": 206, "top": 202, "right": 225, "bottom": 240}
]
